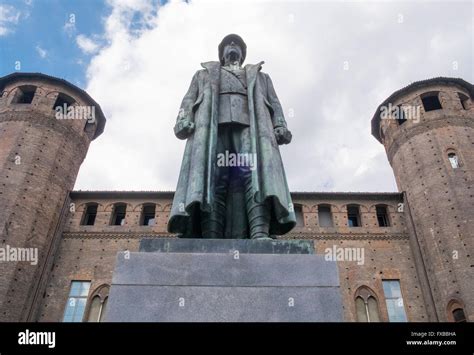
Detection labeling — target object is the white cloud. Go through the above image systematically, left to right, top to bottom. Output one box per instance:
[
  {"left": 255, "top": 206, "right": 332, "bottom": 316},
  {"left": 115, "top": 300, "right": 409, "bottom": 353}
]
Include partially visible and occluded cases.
[
  {"left": 75, "top": 0, "right": 473, "bottom": 193},
  {"left": 0, "top": 4, "right": 21, "bottom": 36},
  {"left": 63, "top": 13, "right": 77, "bottom": 37},
  {"left": 63, "top": 21, "right": 75, "bottom": 36},
  {"left": 76, "top": 34, "right": 100, "bottom": 54},
  {"left": 35, "top": 45, "right": 47, "bottom": 58}
]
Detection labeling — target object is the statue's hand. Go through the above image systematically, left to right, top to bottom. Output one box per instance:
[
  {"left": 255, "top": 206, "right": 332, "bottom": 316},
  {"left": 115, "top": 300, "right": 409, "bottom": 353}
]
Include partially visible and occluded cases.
[
  {"left": 174, "top": 119, "right": 195, "bottom": 140},
  {"left": 274, "top": 126, "right": 292, "bottom": 145}
]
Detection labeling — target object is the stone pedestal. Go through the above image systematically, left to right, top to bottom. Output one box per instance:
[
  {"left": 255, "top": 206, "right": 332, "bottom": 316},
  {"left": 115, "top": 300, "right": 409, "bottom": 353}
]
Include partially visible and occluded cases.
[{"left": 106, "top": 239, "right": 343, "bottom": 322}]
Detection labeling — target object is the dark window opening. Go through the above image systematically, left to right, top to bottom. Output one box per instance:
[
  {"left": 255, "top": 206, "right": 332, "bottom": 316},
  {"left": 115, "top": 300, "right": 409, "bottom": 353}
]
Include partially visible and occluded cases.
[
  {"left": 12, "top": 86, "right": 36, "bottom": 104},
  {"left": 54, "top": 93, "right": 75, "bottom": 111},
  {"left": 421, "top": 93, "right": 442, "bottom": 112},
  {"left": 458, "top": 93, "right": 469, "bottom": 110},
  {"left": 394, "top": 105, "right": 407, "bottom": 125},
  {"left": 84, "top": 119, "right": 95, "bottom": 133},
  {"left": 379, "top": 127, "right": 385, "bottom": 142},
  {"left": 82, "top": 203, "right": 98, "bottom": 226},
  {"left": 111, "top": 204, "right": 126, "bottom": 226},
  {"left": 141, "top": 204, "right": 156, "bottom": 226},
  {"left": 295, "top": 205, "right": 304, "bottom": 227},
  {"left": 318, "top": 205, "right": 333, "bottom": 227},
  {"left": 347, "top": 205, "right": 361, "bottom": 227},
  {"left": 376, "top": 205, "right": 390, "bottom": 227},
  {"left": 452, "top": 308, "right": 466, "bottom": 323}
]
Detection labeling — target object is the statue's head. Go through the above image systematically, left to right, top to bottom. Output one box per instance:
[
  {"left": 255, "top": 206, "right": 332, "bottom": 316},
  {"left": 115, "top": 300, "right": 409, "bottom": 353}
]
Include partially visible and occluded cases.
[{"left": 218, "top": 34, "right": 247, "bottom": 66}]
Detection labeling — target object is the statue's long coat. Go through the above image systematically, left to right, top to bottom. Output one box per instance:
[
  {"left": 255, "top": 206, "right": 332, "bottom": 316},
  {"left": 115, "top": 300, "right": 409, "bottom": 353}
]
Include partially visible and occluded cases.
[{"left": 168, "top": 61, "right": 296, "bottom": 237}]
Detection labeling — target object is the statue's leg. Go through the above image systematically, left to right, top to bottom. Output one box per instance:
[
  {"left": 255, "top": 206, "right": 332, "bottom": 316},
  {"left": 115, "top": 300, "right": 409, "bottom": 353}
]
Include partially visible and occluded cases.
[
  {"left": 201, "top": 126, "right": 229, "bottom": 238},
  {"left": 233, "top": 126, "right": 271, "bottom": 239},
  {"left": 201, "top": 179, "right": 227, "bottom": 238},
  {"left": 245, "top": 183, "right": 271, "bottom": 239}
]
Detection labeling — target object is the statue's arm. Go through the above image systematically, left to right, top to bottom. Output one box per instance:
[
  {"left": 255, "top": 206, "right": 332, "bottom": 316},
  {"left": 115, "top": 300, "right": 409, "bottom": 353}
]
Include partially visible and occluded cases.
[
  {"left": 174, "top": 71, "right": 200, "bottom": 139},
  {"left": 265, "top": 73, "right": 292, "bottom": 145},
  {"left": 265, "top": 73, "right": 287, "bottom": 129}
]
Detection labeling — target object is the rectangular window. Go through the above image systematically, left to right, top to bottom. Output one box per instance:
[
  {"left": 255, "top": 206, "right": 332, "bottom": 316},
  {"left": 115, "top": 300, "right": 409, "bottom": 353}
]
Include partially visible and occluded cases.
[
  {"left": 12, "top": 86, "right": 36, "bottom": 104},
  {"left": 458, "top": 93, "right": 469, "bottom": 110},
  {"left": 421, "top": 94, "right": 442, "bottom": 112},
  {"left": 394, "top": 105, "right": 407, "bottom": 125},
  {"left": 448, "top": 153, "right": 460, "bottom": 169},
  {"left": 82, "top": 204, "right": 97, "bottom": 226},
  {"left": 111, "top": 204, "right": 126, "bottom": 226},
  {"left": 142, "top": 205, "right": 156, "bottom": 226},
  {"left": 295, "top": 205, "right": 304, "bottom": 227},
  {"left": 318, "top": 205, "right": 333, "bottom": 227},
  {"left": 347, "top": 206, "right": 360, "bottom": 227},
  {"left": 376, "top": 206, "right": 390, "bottom": 227},
  {"left": 382, "top": 280, "right": 407, "bottom": 322},
  {"left": 63, "top": 281, "right": 91, "bottom": 322}
]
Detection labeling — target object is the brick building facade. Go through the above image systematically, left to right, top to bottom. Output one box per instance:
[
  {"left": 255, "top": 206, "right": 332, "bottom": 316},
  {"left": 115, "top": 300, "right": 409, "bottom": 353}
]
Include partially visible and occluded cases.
[{"left": 0, "top": 73, "right": 472, "bottom": 322}]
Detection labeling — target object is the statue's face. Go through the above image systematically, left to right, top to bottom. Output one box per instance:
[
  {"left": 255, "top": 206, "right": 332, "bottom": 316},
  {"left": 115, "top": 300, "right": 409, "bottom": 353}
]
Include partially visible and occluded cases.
[{"left": 222, "top": 41, "right": 243, "bottom": 64}]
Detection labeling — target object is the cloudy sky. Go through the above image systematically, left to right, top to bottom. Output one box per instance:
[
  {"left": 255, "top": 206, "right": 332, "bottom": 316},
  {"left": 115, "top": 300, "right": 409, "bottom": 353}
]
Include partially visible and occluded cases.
[{"left": 1, "top": 0, "right": 472, "bottom": 192}]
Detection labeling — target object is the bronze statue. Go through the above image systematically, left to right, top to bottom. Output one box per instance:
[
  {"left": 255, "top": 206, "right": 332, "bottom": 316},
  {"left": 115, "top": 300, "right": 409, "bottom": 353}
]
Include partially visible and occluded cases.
[{"left": 168, "top": 34, "right": 296, "bottom": 239}]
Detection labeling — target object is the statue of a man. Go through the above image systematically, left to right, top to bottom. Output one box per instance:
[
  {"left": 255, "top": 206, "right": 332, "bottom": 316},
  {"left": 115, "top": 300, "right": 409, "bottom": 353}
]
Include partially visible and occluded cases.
[{"left": 168, "top": 34, "right": 296, "bottom": 239}]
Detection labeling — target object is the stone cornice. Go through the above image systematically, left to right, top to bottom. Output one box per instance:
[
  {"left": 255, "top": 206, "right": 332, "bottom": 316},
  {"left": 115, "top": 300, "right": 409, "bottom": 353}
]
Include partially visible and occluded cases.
[
  {"left": 62, "top": 232, "right": 409, "bottom": 241},
  {"left": 281, "top": 234, "right": 409, "bottom": 240}
]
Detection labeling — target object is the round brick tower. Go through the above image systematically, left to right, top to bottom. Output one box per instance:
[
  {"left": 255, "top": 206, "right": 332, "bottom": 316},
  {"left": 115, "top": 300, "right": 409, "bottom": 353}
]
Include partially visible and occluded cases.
[
  {"left": 0, "top": 73, "right": 106, "bottom": 321},
  {"left": 372, "top": 77, "right": 473, "bottom": 322}
]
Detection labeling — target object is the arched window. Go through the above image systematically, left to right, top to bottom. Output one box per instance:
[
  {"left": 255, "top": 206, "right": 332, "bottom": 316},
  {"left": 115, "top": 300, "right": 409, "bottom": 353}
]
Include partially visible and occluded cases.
[
  {"left": 12, "top": 85, "right": 37, "bottom": 104},
  {"left": 53, "top": 92, "right": 75, "bottom": 111},
  {"left": 448, "top": 152, "right": 460, "bottom": 169},
  {"left": 81, "top": 203, "right": 98, "bottom": 226},
  {"left": 141, "top": 203, "right": 156, "bottom": 226},
  {"left": 294, "top": 204, "right": 304, "bottom": 227},
  {"left": 318, "top": 204, "right": 333, "bottom": 227},
  {"left": 347, "top": 204, "right": 361, "bottom": 227},
  {"left": 87, "top": 285, "right": 110, "bottom": 322},
  {"left": 355, "top": 287, "right": 381, "bottom": 322},
  {"left": 447, "top": 299, "right": 467, "bottom": 323}
]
